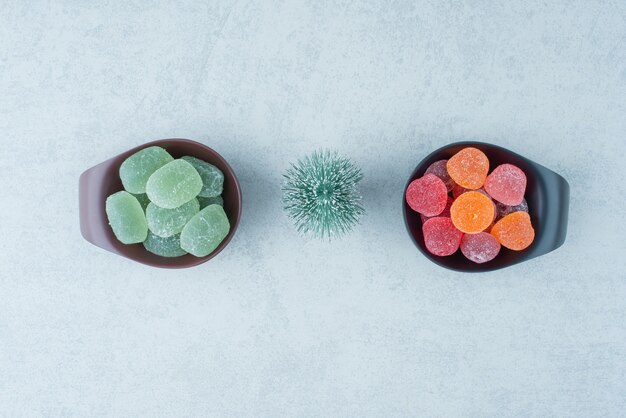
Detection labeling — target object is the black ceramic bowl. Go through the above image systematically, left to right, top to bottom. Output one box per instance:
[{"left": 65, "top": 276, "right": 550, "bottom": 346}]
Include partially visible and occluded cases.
[
  {"left": 79, "top": 139, "right": 242, "bottom": 269},
  {"left": 403, "top": 141, "right": 569, "bottom": 272}
]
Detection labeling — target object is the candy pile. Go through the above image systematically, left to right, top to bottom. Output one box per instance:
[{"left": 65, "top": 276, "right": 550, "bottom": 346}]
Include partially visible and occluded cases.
[
  {"left": 105, "top": 146, "right": 229, "bottom": 258},
  {"left": 406, "top": 147, "right": 534, "bottom": 263}
]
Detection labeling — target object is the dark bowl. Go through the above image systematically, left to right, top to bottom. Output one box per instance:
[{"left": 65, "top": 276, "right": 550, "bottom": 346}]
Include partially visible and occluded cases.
[
  {"left": 79, "top": 138, "right": 242, "bottom": 269},
  {"left": 403, "top": 141, "right": 569, "bottom": 272}
]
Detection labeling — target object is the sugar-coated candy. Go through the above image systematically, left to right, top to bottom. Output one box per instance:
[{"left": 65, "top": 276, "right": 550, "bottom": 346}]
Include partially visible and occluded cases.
[
  {"left": 119, "top": 146, "right": 173, "bottom": 194},
  {"left": 447, "top": 147, "right": 489, "bottom": 190},
  {"left": 181, "top": 156, "right": 224, "bottom": 198},
  {"left": 146, "top": 159, "right": 203, "bottom": 209},
  {"left": 425, "top": 160, "right": 455, "bottom": 192},
  {"left": 484, "top": 163, "right": 526, "bottom": 205},
  {"left": 406, "top": 174, "right": 448, "bottom": 217},
  {"left": 105, "top": 191, "right": 148, "bottom": 244},
  {"left": 450, "top": 191, "right": 495, "bottom": 233},
  {"left": 132, "top": 193, "right": 150, "bottom": 211},
  {"left": 197, "top": 195, "right": 224, "bottom": 209},
  {"left": 421, "top": 196, "right": 453, "bottom": 223},
  {"left": 146, "top": 198, "right": 199, "bottom": 237},
  {"left": 496, "top": 198, "right": 528, "bottom": 220},
  {"left": 180, "top": 204, "right": 230, "bottom": 257},
  {"left": 491, "top": 211, "right": 535, "bottom": 251},
  {"left": 422, "top": 217, "right": 463, "bottom": 256},
  {"left": 143, "top": 231, "right": 187, "bottom": 257},
  {"left": 460, "top": 232, "right": 501, "bottom": 264}
]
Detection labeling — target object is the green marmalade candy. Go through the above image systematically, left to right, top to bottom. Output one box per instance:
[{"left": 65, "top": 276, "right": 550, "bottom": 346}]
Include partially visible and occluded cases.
[
  {"left": 119, "top": 146, "right": 173, "bottom": 194},
  {"left": 181, "top": 156, "right": 224, "bottom": 198},
  {"left": 146, "top": 159, "right": 203, "bottom": 209},
  {"left": 105, "top": 191, "right": 148, "bottom": 244},
  {"left": 197, "top": 195, "right": 224, "bottom": 209},
  {"left": 146, "top": 198, "right": 199, "bottom": 237},
  {"left": 180, "top": 204, "right": 230, "bottom": 257},
  {"left": 143, "top": 231, "right": 187, "bottom": 257}
]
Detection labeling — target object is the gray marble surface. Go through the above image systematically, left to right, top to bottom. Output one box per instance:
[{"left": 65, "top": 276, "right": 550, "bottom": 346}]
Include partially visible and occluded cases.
[{"left": 2, "top": 1, "right": 625, "bottom": 416}]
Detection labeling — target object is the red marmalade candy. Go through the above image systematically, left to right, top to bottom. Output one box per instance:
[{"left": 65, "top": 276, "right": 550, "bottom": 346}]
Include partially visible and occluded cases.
[
  {"left": 484, "top": 163, "right": 527, "bottom": 206},
  {"left": 406, "top": 174, "right": 448, "bottom": 217},
  {"left": 422, "top": 217, "right": 463, "bottom": 256},
  {"left": 460, "top": 232, "right": 501, "bottom": 264}
]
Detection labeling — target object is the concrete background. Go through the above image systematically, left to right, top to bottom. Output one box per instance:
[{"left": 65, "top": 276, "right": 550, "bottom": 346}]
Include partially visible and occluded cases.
[{"left": 1, "top": 1, "right": 625, "bottom": 416}]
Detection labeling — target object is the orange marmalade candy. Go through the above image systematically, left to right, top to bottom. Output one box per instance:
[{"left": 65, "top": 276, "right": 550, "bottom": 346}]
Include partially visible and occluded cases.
[
  {"left": 446, "top": 147, "right": 489, "bottom": 189},
  {"left": 450, "top": 191, "right": 495, "bottom": 233},
  {"left": 491, "top": 211, "right": 535, "bottom": 250}
]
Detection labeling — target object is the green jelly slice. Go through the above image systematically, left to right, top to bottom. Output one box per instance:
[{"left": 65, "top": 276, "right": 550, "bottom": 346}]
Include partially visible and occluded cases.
[
  {"left": 119, "top": 146, "right": 173, "bottom": 194},
  {"left": 181, "top": 156, "right": 224, "bottom": 198},
  {"left": 146, "top": 159, "right": 203, "bottom": 209},
  {"left": 105, "top": 191, "right": 148, "bottom": 244},
  {"left": 133, "top": 193, "right": 151, "bottom": 211},
  {"left": 197, "top": 195, "right": 224, "bottom": 209},
  {"left": 146, "top": 198, "right": 199, "bottom": 237},
  {"left": 180, "top": 204, "right": 230, "bottom": 257},
  {"left": 143, "top": 231, "right": 187, "bottom": 257}
]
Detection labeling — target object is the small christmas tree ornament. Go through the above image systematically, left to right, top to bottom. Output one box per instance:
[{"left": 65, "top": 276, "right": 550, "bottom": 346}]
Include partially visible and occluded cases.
[{"left": 282, "top": 150, "right": 364, "bottom": 239}]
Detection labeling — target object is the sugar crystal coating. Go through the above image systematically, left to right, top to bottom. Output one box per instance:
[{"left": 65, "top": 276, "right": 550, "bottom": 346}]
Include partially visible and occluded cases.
[
  {"left": 119, "top": 146, "right": 173, "bottom": 194},
  {"left": 447, "top": 147, "right": 489, "bottom": 190},
  {"left": 181, "top": 156, "right": 224, "bottom": 198},
  {"left": 146, "top": 159, "right": 203, "bottom": 209},
  {"left": 425, "top": 159, "right": 454, "bottom": 192},
  {"left": 484, "top": 163, "right": 527, "bottom": 205},
  {"left": 406, "top": 174, "right": 448, "bottom": 217},
  {"left": 105, "top": 191, "right": 148, "bottom": 244},
  {"left": 450, "top": 191, "right": 495, "bottom": 233},
  {"left": 197, "top": 195, "right": 224, "bottom": 209},
  {"left": 421, "top": 196, "right": 453, "bottom": 223},
  {"left": 146, "top": 198, "right": 199, "bottom": 237},
  {"left": 496, "top": 198, "right": 528, "bottom": 220},
  {"left": 180, "top": 204, "right": 230, "bottom": 257},
  {"left": 491, "top": 211, "right": 535, "bottom": 251},
  {"left": 422, "top": 217, "right": 463, "bottom": 256},
  {"left": 143, "top": 231, "right": 187, "bottom": 257},
  {"left": 460, "top": 232, "right": 501, "bottom": 263}
]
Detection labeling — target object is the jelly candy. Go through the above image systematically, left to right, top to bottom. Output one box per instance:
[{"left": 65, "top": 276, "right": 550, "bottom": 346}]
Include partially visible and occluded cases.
[
  {"left": 119, "top": 146, "right": 173, "bottom": 194},
  {"left": 446, "top": 147, "right": 489, "bottom": 190},
  {"left": 181, "top": 156, "right": 224, "bottom": 198},
  {"left": 146, "top": 159, "right": 203, "bottom": 209},
  {"left": 425, "top": 160, "right": 454, "bottom": 192},
  {"left": 484, "top": 163, "right": 526, "bottom": 205},
  {"left": 406, "top": 174, "right": 448, "bottom": 217},
  {"left": 105, "top": 191, "right": 148, "bottom": 244},
  {"left": 450, "top": 191, "right": 494, "bottom": 233},
  {"left": 132, "top": 193, "right": 150, "bottom": 211},
  {"left": 197, "top": 195, "right": 224, "bottom": 209},
  {"left": 421, "top": 196, "right": 453, "bottom": 223},
  {"left": 146, "top": 198, "right": 199, "bottom": 237},
  {"left": 496, "top": 198, "right": 528, "bottom": 220},
  {"left": 180, "top": 204, "right": 230, "bottom": 257},
  {"left": 491, "top": 211, "right": 535, "bottom": 251},
  {"left": 422, "top": 217, "right": 463, "bottom": 256},
  {"left": 143, "top": 231, "right": 187, "bottom": 257},
  {"left": 460, "top": 232, "right": 501, "bottom": 263}
]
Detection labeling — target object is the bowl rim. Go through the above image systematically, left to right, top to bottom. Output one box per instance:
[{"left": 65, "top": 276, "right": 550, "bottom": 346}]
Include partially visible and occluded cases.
[{"left": 79, "top": 138, "right": 242, "bottom": 269}]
